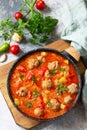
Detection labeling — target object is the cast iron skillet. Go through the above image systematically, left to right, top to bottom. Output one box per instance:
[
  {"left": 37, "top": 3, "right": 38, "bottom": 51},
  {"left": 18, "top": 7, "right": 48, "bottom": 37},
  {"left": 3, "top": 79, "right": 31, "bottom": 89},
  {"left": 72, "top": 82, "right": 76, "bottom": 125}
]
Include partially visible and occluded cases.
[{"left": 7, "top": 48, "right": 82, "bottom": 121}]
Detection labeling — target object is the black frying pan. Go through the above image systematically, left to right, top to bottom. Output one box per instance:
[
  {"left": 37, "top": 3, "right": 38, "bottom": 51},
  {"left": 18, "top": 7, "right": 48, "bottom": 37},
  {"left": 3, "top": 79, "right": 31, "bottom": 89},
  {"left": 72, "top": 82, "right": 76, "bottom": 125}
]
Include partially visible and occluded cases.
[{"left": 7, "top": 47, "right": 82, "bottom": 121}]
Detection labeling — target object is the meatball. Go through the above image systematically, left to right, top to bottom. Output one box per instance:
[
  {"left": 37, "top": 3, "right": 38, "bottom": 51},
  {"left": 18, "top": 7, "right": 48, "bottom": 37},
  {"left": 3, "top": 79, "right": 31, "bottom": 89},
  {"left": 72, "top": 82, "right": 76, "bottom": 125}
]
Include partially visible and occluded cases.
[
  {"left": 37, "top": 56, "right": 46, "bottom": 62},
  {"left": 28, "top": 58, "right": 40, "bottom": 69},
  {"left": 48, "top": 61, "right": 59, "bottom": 70},
  {"left": 44, "top": 70, "right": 50, "bottom": 78},
  {"left": 42, "top": 79, "right": 53, "bottom": 90},
  {"left": 67, "top": 83, "right": 78, "bottom": 94},
  {"left": 16, "top": 87, "right": 28, "bottom": 97},
  {"left": 64, "top": 95, "right": 72, "bottom": 104},
  {"left": 50, "top": 99, "right": 60, "bottom": 111},
  {"left": 34, "top": 108, "right": 44, "bottom": 117}
]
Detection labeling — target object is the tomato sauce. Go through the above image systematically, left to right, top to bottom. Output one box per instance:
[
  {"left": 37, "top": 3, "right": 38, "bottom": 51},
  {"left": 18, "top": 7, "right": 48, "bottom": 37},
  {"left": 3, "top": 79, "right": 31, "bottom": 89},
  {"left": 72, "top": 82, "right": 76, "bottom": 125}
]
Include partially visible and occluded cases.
[{"left": 9, "top": 51, "right": 79, "bottom": 119}]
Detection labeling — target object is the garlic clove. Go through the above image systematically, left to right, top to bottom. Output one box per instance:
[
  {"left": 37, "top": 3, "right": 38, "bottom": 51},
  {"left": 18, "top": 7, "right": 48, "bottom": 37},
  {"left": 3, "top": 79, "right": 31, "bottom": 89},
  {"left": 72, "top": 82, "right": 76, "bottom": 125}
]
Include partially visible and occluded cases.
[
  {"left": 12, "top": 33, "right": 22, "bottom": 43},
  {"left": 0, "top": 53, "right": 7, "bottom": 63}
]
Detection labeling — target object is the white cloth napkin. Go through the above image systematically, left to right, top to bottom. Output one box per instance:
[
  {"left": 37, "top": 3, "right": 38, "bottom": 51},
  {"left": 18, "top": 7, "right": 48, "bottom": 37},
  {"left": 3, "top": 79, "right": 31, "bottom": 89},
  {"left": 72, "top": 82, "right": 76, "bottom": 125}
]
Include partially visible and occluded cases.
[{"left": 0, "top": 91, "right": 25, "bottom": 130}]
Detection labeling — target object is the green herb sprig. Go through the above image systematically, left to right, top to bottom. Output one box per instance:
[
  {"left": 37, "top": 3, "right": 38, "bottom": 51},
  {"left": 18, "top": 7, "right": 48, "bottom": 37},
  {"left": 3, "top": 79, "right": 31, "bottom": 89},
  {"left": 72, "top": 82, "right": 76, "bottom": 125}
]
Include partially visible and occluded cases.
[
  {"left": 0, "top": 0, "right": 58, "bottom": 45},
  {"left": 56, "top": 83, "right": 68, "bottom": 95}
]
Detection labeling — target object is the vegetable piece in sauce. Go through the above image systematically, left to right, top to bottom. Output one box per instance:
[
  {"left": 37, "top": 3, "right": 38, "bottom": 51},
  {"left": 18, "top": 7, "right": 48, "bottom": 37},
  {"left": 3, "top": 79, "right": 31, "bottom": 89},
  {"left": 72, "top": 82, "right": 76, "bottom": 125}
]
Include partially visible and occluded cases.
[
  {"left": 17, "top": 65, "right": 26, "bottom": 73},
  {"left": 38, "top": 67, "right": 47, "bottom": 76},
  {"left": 49, "top": 69, "right": 56, "bottom": 76},
  {"left": 26, "top": 71, "right": 34, "bottom": 80},
  {"left": 19, "top": 73, "right": 24, "bottom": 79},
  {"left": 32, "top": 75, "right": 36, "bottom": 84},
  {"left": 59, "top": 77, "right": 67, "bottom": 84},
  {"left": 32, "top": 90, "right": 40, "bottom": 98},
  {"left": 14, "top": 98, "right": 20, "bottom": 106},
  {"left": 26, "top": 102, "right": 32, "bottom": 108},
  {"left": 38, "top": 102, "right": 45, "bottom": 109}
]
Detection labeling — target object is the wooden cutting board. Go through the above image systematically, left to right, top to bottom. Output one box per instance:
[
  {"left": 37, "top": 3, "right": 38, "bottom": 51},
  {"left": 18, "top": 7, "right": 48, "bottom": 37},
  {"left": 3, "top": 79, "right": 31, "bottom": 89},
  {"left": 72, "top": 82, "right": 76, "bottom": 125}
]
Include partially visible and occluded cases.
[{"left": 0, "top": 40, "right": 86, "bottom": 129}]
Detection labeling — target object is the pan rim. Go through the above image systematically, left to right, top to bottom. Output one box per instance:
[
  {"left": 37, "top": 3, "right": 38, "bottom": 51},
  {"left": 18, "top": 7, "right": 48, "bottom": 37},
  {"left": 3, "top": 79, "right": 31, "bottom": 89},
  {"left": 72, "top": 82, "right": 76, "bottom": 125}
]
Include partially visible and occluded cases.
[{"left": 7, "top": 48, "right": 82, "bottom": 121}]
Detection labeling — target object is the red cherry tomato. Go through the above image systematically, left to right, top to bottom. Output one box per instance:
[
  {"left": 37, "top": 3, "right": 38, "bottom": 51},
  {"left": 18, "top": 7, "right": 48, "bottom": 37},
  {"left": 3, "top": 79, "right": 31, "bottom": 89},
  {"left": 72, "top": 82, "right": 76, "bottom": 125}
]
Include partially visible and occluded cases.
[
  {"left": 35, "top": 0, "right": 46, "bottom": 10},
  {"left": 14, "top": 11, "right": 23, "bottom": 19},
  {"left": 9, "top": 45, "right": 20, "bottom": 55}
]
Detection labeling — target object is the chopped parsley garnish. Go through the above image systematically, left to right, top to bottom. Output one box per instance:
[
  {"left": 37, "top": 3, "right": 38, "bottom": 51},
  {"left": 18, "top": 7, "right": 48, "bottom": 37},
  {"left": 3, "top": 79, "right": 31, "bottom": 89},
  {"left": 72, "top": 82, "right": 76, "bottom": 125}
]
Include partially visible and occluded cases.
[
  {"left": 59, "top": 68, "right": 65, "bottom": 72},
  {"left": 49, "top": 69, "right": 56, "bottom": 75},
  {"left": 19, "top": 73, "right": 24, "bottom": 79},
  {"left": 31, "top": 75, "right": 36, "bottom": 84},
  {"left": 56, "top": 83, "right": 68, "bottom": 95},
  {"left": 32, "top": 89, "right": 40, "bottom": 98},
  {"left": 47, "top": 101, "right": 52, "bottom": 107},
  {"left": 26, "top": 102, "right": 32, "bottom": 108}
]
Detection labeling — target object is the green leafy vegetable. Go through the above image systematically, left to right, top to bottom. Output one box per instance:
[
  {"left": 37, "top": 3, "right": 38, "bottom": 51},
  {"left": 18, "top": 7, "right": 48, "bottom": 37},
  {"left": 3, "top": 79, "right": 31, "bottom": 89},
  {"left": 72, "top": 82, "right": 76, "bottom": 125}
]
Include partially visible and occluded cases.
[
  {"left": 0, "top": 0, "right": 58, "bottom": 45},
  {"left": 27, "top": 12, "right": 58, "bottom": 44},
  {"left": 49, "top": 69, "right": 56, "bottom": 75},
  {"left": 19, "top": 73, "right": 24, "bottom": 79},
  {"left": 31, "top": 75, "right": 36, "bottom": 84},
  {"left": 56, "top": 83, "right": 68, "bottom": 95},
  {"left": 32, "top": 89, "right": 40, "bottom": 98},
  {"left": 47, "top": 101, "right": 52, "bottom": 107},
  {"left": 26, "top": 102, "right": 32, "bottom": 108}
]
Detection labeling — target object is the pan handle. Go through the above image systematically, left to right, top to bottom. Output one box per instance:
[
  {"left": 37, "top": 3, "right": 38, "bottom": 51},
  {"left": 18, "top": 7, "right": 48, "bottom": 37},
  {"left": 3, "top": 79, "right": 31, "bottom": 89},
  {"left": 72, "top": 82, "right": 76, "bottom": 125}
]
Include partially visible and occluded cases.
[{"left": 61, "top": 46, "right": 80, "bottom": 64}]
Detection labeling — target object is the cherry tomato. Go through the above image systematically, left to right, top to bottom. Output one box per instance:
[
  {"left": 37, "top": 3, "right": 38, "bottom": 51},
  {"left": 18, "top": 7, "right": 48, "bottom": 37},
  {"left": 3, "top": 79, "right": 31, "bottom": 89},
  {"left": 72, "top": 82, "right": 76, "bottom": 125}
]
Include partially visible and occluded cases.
[
  {"left": 35, "top": 0, "right": 46, "bottom": 10},
  {"left": 14, "top": 11, "right": 23, "bottom": 19},
  {"left": 9, "top": 45, "right": 20, "bottom": 55}
]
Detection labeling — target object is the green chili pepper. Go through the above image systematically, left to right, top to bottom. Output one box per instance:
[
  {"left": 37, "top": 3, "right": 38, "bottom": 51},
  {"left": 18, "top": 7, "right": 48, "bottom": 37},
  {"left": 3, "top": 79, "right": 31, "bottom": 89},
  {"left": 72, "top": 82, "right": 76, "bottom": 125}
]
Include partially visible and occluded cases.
[{"left": 0, "top": 42, "right": 10, "bottom": 53}]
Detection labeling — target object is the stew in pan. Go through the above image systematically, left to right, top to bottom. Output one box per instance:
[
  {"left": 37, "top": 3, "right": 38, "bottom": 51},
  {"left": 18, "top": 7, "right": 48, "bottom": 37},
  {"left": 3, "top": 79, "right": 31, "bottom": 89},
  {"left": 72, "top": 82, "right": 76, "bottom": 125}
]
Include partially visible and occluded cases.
[{"left": 9, "top": 50, "right": 79, "bottom": 120}]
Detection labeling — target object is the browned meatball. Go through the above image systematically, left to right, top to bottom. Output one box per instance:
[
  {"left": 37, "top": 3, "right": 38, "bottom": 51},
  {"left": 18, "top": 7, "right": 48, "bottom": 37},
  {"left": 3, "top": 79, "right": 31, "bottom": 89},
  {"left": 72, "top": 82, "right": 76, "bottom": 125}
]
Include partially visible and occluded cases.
[
  {"left": 37, "top": 56, "right": 46, "bottom": 62},
  {"left": 28, "top": 58, "right": 40, "bottom": 69},
  {"left": 48, "top": 61, "right": 59, "bottom": 70},
  {"left": 42, "top": 79, "right": 53, "bottom": 90},
  {"left": 67, "top": 83, "right": 78, "bottom": 94},
  {"left": 16, "top": 87, "right": 28, "bottom": 97},
  {"left": 64, "top": 95, "right": 72, "bottom": 104},
  {"left": 50, "top": 99, "right": 60, "bottom": 111},
  {"left": 34, "top": 108, "right": 44, "bottom": 117}
]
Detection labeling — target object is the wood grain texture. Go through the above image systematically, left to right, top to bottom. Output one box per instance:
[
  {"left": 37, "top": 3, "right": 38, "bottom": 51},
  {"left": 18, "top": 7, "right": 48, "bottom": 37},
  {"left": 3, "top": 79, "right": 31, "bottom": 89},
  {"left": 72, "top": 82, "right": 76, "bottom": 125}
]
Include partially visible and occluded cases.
[{"left": 0, "top": 40, "right": 86, "bottom": 129}]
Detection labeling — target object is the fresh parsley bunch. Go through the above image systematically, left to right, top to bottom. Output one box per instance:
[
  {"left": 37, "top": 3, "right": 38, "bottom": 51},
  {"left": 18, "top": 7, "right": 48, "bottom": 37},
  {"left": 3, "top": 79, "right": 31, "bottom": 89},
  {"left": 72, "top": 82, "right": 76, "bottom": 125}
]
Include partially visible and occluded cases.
[{"left": 0, "top": 0, "right": 58, "bottom": 45}]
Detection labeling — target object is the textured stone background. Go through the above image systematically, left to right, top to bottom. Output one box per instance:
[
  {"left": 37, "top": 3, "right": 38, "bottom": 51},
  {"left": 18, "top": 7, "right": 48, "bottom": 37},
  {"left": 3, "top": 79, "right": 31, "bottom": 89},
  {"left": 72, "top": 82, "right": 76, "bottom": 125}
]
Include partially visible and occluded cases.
[{"left": 0, "top": 1, "right": 87, "bottom": 130}]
